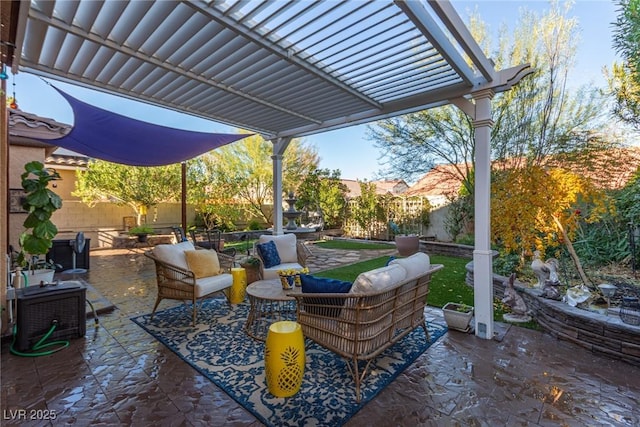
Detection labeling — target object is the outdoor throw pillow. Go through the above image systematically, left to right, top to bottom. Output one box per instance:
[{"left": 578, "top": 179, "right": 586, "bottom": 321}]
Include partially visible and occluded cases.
[
  {"left": 258, "top": 233, "right": 297, "bottom": 263},
  {"left": 256, "top": 240, "right": 281, "bottom": 268},
  {"left": 153, "top": 241, "right": 196, "bottom": 270},
  {"left": 184, "top": 250, "right": 222, "bottom": 279},
  {"left": 389, "top": 252, "right": 431, "bottom": 279},
  {"left": 350, "top": 263, "right": 406, "bottom": 294},
  {"left": 301, "top": 274, "right": 352, "bottom": 317},
  {"left": 301, "top": 275, "right": 352, "bottom": 293}
]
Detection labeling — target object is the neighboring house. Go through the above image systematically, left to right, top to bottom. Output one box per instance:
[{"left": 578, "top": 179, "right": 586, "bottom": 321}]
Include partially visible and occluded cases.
[
  {"left": 8, "top": 108, "right": 190, "bottom": 249},
  {"left": 407, "top": 148, "right": 640, "bottom": 205},
  {"left": 404, "top": 150, "right": 640, "bottom": 242},
  {"left": 405, "top": 164, "right": 466, "bottom": 208},
  {"left": 340, "top": 179, "right": 409, "bottom": 198}
]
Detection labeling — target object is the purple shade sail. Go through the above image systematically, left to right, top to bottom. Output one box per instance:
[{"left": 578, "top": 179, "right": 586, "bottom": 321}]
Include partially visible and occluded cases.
[{"left": 38, "top": 86, "right": 251, "bottom": 166}]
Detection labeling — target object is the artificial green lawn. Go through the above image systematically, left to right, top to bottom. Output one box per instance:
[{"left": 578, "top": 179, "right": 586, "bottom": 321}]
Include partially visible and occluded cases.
[
  {"left": 315, "top": 253, "right": 539, "bottom": 328},
  {"left": 315, "top": 254, "right": 473, "bottom": 310}
]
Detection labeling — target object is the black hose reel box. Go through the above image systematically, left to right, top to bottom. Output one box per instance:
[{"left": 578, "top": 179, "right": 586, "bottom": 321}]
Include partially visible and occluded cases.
[{"left": 15, "top": 282, "right": 86, "bottom": 352}]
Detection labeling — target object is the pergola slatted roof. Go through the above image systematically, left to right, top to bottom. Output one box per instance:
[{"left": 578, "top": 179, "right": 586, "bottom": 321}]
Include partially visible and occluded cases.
[
  {"left": 3, "top": 0, "right": 534, "bottom": 341},
  {"left": 14, "top": 0, "right": 513, "bottom": 139}
]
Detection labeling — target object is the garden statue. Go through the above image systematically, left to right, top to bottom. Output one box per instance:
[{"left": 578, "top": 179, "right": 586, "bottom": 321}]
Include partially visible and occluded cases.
[
  {"left": 531, "top": 250, "right": 559, "bottom": 288},
  {"left": 541, "top": 258, "right": 562, "bottom": 300},
  {"left": 502, "top": 273, "right": 532, "bottom": 322},
  {"left": 541, "top": 280, "right": 563, "bottom": 300},
  {"left": 564, "top": 284, "right": 593, "bottom": 307}
]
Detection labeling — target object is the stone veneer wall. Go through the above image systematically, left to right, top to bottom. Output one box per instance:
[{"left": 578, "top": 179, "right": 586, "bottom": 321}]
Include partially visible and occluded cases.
[
  {"left": 420, "top": 241, "right": 474, "bottom": 258},
  {"left": 465, "top": 262, "right": 640, "bottom": 367}
]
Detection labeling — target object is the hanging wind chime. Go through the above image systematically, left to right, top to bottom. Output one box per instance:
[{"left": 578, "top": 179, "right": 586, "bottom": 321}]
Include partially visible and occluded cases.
[{"left": 7, "top": 70, "right": 18, "bottom": 109}]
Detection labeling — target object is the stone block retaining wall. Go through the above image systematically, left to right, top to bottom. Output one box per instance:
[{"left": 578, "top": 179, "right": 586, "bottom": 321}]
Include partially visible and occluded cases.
[{"left": 466, "top": 262, "right": 640, "bottom": 367}]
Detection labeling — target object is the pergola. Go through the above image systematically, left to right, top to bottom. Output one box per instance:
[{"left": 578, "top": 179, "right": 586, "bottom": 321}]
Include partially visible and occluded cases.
[{"left": 2, "top": 0, "right": 532, "bottom": 340}]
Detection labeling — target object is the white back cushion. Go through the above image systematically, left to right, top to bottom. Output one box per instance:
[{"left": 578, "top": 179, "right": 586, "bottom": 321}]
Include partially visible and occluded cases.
[
  {"left": 258, "top": 234, "right": 297, "bottom": 263},
  {"left": 152, "top": 241, "right": 195, "bottom": 270},
  {"left": 389, "top": 252, "right": 431, "bottom": 279},
  {"left": 350, "top": 264, "right": 407, "bottom": 294}
]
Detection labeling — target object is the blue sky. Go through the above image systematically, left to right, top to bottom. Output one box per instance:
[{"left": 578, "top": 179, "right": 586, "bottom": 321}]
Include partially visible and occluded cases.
[{"left": 10, "top": 0, "right": 621, "bottom": 181}]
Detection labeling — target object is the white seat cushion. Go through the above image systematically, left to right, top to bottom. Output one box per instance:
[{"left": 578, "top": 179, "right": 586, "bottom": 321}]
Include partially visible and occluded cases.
[
  {"left": 258, "top": 234, "right": 297, "bottom": 263},
  {"left": 152, "top": 241, "right": 196, "bottom": 270},
  {"left": 389, "top": 252, "right": 430, "bottom": 279},
  {"left": 262, "top": 262, "right": 304, "bottom": 280},
  {"left": 350, "top": 264, "right": 407, "bottom": 294},
  {"left": 195, "top": 273, "right": 233, "bottom": 298}
]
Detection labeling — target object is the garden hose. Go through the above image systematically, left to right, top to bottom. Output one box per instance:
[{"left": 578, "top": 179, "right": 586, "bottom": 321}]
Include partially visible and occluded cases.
[
  {"left": 86, "top": 299, "right": 99, "bottom": 326},
  {"left": 10, "top": 321, "right": 70, "bottom": 357}
]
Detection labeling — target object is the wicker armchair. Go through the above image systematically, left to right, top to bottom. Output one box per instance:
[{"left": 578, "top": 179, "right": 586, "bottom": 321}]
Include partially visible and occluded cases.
[
  {"left": 254, "top": 233, "right": 309, "bottom": 280},
  {"left": 144, "top": 242, "right": 234, "bottom": 325},
  {"left": 289, "top": 263, "right": 443, "bottom": 402}
]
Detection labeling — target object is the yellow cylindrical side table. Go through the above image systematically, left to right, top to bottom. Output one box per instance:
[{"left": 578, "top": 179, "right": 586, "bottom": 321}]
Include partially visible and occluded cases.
[
  {"left": 230, "top": 267, "right": 247, "bottom": 304},
  {"left": 264, "top": 321, "right": 305, "bottom": 397}
]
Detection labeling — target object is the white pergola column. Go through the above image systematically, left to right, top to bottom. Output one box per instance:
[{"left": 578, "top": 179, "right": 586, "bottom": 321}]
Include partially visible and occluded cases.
[
  {"left": 472, "top": 89, "right": 495, "bottom": 339},
  {"left": 271, "top": 137, "right": 293, "bottom": 235}
]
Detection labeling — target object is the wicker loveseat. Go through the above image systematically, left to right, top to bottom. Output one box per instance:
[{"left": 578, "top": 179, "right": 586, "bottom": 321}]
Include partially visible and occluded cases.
[
  {"left": 144, "top": 241, "right": 234, "bottom": 325},
  {"left": 289, "top": 253, "right": 443, "bottom": 402}
]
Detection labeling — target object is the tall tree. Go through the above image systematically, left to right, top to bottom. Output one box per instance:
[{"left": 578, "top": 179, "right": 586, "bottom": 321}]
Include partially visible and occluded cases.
[
  {"left": 610, "top": 0, "right": 640, "bottom": 129},
  {"left": 368, "top": 1, "right": 607, "bottom": 185},
  {"left": 191, "top": 134, "right": 319, "bottom": 226},
  {"left": 73, "top": 161, "right": 181, "bottom": 225},
  {"left": 491, "top": 165, "right": 610, "bottom": 286},
  {"left": 296, "top": 168, "right": 348, "bottom": 229},
  {"left": 348, "top": 181, "right": 383, "bottom": 239}
]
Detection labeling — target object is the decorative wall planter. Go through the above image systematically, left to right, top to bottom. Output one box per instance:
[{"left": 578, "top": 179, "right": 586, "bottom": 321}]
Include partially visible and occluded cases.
[
  {"left": 395, "top": 235, "right": 420, "bottom": 257},
  {"left": 443, "top": 302, "right": 474, "bottom": 332}
]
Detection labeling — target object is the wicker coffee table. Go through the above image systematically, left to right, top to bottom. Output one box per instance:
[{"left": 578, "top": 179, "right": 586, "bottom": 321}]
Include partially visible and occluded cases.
[{"left": 244, "top": 279, "right": 301, "bottom": 341}]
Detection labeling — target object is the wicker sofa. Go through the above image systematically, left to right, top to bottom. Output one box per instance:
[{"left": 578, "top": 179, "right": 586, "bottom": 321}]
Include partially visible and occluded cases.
[{"left": 289, "top": 252, "right": 443, "bottom": 402}]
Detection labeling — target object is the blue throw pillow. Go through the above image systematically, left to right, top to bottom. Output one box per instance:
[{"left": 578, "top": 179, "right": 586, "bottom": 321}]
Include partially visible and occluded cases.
[
  {"left": 256, "top": 240, "right": 281, "bottom": 268},
  {"left": 300, "top": 274, "right": 352, "bottom": 317},
  {"left": 300, "top": 275, "right": 352, "bottom": 293}
]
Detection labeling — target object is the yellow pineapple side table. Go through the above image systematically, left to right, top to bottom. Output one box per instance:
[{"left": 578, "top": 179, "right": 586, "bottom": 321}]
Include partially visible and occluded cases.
[
  {"left": 229, "top": 267, "right": 247, "bottom": 304},
  {"left": 264, "top": 321, "right": 305, "bottom": 397}
]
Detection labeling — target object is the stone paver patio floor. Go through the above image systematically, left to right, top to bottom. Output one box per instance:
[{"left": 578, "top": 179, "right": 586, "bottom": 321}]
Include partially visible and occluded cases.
[{"left": 1, "top": 243, "right": 639, "bottom": 426}]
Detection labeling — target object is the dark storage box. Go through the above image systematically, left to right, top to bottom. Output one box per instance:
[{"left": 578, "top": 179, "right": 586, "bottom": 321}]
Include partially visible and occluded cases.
[{"left": 15, "top": 282, "right": 86, "bottom": 352}]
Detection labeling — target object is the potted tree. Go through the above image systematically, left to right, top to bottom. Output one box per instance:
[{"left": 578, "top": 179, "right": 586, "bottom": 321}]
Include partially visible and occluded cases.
[
  {"left": 15, "top": 161, "right": 63, "bottom": 285},
  {"left": 442, "top": 302, "right": 474, "bottom": 332}
]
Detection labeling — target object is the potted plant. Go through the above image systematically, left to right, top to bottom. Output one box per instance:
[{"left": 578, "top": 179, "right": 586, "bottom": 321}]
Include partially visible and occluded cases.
[
  {"left": 15, "top": 161, "right": 63, "bottom": 284},
  {"left": 390, "top": 221, "right": 420, "bottom": 256},
  {"left": 128, "top": 225, "right": 155, "bottom": 242},
  {"left": 239, "top": 256, "right": 262, "bottom": 284},
  {"left": 442, "top": 302, "right": 474, "bottom": 332}
]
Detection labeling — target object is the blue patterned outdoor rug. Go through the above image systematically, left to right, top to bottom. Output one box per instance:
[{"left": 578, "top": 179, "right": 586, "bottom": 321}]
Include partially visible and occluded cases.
[{"left": 131, "top": 298, "right": 447, "bottom": 427}]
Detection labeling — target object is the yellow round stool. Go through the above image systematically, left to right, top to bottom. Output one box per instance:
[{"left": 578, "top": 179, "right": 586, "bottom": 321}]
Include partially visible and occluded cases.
[
  {"left": 230, "top": 267, "right": 247, "bottom": 304},
  {"left": 264, "top": 321, "right": 305, "bottom": 397}
]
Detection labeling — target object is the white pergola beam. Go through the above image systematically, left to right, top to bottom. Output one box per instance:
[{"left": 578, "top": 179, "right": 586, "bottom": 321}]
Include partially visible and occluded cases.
[
  {"left": 394, "top": 0, "right": 477, "bottom": 86},
  {"left": 428, "top": 0, "right": 496, "bottom": 82},
  {"left": 271, "top": 137, "right": 293, "bottom": 235}
]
